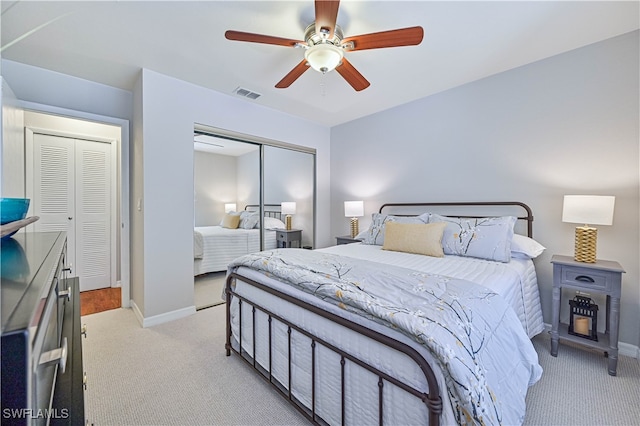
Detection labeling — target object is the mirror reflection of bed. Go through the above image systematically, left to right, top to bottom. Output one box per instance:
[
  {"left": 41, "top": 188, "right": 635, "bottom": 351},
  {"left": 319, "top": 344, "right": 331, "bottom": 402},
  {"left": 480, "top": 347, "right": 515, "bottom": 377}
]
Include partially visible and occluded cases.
[
  {"left": 193, "top": 131, "right": 316, "bottom": 309},
  {"left": 194, "top": 205, "right": 287, "bottom": 309}
]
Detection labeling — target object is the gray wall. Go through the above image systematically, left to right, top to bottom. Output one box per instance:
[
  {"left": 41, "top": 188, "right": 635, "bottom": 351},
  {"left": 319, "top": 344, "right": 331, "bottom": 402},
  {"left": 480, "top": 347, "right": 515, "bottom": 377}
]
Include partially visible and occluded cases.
[
  {"left": 330, "top": 31, "right": 639, "bottom": 350},
  {"left": 1, "top": 60, "right": 133, "bottom": 121},
  {"left": 2, "top": 60, "right": 332, "bottom": 325},
  {"left": 134, "top": 69, "right": 331, "bottom": 322},
  {"left": 1, "top": 77, "right": 24, "bottom": 197},
  {"left": 264, "top": 146, "right": 315, "bottom": 247},
  {"left": 193, "top": 150, "right": 238, "bottom": 226}
]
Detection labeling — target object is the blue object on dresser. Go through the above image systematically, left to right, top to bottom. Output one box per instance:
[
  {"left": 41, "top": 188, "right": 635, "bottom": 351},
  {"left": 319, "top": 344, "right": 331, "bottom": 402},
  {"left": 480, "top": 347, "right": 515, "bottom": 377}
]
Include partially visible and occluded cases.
[
  {"left": 0, "top": 198, "right": 30, "bottom": 240},
  {"left": 0, "top": 198, "right": 30, "bottom": 224}
]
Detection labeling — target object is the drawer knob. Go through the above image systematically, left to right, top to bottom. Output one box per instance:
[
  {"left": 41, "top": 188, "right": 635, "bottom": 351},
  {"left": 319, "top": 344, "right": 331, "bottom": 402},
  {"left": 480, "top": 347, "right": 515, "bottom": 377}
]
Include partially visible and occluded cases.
[{"left": 575, "top": 275, "right": 595, "bottom": 283}]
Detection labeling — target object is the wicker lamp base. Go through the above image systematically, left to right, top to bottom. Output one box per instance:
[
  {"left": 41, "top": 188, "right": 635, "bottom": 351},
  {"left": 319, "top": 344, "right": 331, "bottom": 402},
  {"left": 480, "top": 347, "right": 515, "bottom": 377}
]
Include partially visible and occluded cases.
[
  {"left": 285, "top": 215, "right": 292, "bottom": 230},
  {"left": 350, "top": 217, "right": 359, "bottom": 238},
  {"left": 574, "top": 226, "right": 597, "bottom": 263}
]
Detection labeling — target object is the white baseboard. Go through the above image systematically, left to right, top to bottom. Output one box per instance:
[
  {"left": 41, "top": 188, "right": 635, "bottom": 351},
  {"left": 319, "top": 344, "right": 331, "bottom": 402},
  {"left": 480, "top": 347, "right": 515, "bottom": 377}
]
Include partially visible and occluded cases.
[
  {"left": 130, "top": 300, "right": 196, "bottom": 328},
  {"left": 543, "top": 322, "right": 639, "bottom": 359},
  {"left": 619, "top": 341, "right": 640, "bottom": 359}
]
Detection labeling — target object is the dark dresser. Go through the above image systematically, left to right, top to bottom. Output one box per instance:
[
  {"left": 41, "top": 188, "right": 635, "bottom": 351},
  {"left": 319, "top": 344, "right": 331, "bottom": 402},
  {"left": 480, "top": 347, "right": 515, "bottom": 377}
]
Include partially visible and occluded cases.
[{"left": 1, "top": 232, "right": 84, "bottom": 425}]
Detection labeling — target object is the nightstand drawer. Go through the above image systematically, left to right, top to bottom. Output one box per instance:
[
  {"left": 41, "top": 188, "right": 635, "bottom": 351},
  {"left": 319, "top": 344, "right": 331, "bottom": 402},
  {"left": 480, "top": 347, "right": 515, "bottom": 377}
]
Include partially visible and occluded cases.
[
  {"left": 276, "top": 229, "right": 302, "bottom": 248},
  {"left": 550, "top": 254, "right": 625, "bottom": 375},
  {"left": 560, "top": 266, "right": 611, "bottom": 291}
]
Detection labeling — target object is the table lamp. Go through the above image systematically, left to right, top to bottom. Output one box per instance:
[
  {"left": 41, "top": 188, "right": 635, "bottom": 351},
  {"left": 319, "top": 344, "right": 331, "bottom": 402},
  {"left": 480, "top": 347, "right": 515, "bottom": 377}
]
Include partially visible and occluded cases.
[
  {"left": 562, "top": 195, "right": 615, "bottom": 263},
  {"left": 344, "top": 201, "right": 364, "bottom": 238},
  {"left": 281, "top": 202, "right": 296, "bottom": 230},
  {"left": 224, "top": 203, "right": 237, "bottom": 213}
]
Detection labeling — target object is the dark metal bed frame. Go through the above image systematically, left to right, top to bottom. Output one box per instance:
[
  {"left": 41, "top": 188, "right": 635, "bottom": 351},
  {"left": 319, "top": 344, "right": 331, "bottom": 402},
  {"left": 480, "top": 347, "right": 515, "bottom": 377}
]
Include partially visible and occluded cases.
[
  {"left": 225, "top": 201, "right": 534, "bottom": 425},
  {"left": 378, "top": 201, "right": 534, "bottom": 237},
  {"left": 245, "top": 204, "right": 284, "bottom": 221}
]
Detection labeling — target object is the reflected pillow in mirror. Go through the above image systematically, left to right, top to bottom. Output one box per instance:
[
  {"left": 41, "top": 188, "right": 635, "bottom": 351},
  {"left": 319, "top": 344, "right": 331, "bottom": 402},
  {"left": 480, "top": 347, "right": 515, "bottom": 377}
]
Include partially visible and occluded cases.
[
  {"left": 239, "top": 211, "right": 260, "bottom": 229},
  {"left": 221, "top": 213, "right": 241, "bottom": 229},
  {"left": 261, "top": 217, "right": 286, "bottom": 229}
]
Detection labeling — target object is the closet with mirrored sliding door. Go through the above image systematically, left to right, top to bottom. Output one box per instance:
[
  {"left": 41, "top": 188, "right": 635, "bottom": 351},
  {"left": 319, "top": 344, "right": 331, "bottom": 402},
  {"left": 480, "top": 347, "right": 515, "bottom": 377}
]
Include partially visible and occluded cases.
[{"left": 192, "top": 124, "right": 316, "bottom": 309}]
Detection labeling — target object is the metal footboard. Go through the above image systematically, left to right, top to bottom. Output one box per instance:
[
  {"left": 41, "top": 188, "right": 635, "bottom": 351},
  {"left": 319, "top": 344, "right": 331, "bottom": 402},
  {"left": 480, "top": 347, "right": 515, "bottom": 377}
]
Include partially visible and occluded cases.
[{"left": 225, "top": 272, "right": 443, "bottom": 425}]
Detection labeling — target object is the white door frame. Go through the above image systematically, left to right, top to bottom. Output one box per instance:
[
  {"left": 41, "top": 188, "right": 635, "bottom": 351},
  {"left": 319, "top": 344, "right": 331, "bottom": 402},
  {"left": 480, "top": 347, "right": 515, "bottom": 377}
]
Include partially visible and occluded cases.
[
  {"left": 19, "top": 100, "right": 131, "bottom": 308},
  {"left": 26, "top": 127, "right": 117, "bottom": 292}
]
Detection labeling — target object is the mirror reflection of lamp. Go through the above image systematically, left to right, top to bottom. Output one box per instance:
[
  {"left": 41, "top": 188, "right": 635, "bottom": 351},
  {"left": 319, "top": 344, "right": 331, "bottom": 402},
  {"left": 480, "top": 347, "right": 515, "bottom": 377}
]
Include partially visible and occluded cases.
[
  {"left": 562, "top": 195, "right": 615, "bottom": 263},
  {"left": 344, "top": 201, "right": 364, "bottom": 238},
  {"left": 281, "top": 202, "right": 296, "bottom": 230},
  {"left": 224, "top": 203, "right": 237, "bottom": 213}
]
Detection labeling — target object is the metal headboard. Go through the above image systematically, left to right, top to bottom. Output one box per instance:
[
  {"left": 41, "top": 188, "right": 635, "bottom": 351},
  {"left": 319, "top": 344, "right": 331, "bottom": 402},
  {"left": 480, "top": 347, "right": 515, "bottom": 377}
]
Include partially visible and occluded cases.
[
  {"left": 379, "top": 201, "right": 534, "bottom": 237},
  {"left": 245, "top": 204, "right": 283, "bottom": 221}
]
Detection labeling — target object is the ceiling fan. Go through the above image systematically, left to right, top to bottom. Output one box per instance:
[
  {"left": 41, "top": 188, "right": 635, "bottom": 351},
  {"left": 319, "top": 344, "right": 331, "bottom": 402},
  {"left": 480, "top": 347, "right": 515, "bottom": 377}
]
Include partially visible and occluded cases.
[{"left": 225, "top": 0, "right": 424, "bottom": 91}]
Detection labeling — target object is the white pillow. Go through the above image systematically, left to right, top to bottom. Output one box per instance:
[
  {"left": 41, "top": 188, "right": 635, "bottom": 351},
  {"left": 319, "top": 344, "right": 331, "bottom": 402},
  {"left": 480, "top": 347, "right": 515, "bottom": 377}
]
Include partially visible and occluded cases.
[
  {"left": 260, "top": 216, "right": 286, "bottom": 229},
  {"left": 511, "top": 234, "right": 546, "bottom": 259}
]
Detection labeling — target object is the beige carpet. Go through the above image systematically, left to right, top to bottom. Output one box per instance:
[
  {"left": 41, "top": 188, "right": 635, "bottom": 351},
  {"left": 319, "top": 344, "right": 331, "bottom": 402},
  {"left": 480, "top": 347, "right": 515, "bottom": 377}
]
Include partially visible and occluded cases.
[
  {"left": 81, "top": 305, "right": 640, "bottom": 425},
  {"left": 82, "top": 305, "right": 306, "bottom": 425},
  {"left": 524, "top": 335, "right": 640, "bottom": 425}
]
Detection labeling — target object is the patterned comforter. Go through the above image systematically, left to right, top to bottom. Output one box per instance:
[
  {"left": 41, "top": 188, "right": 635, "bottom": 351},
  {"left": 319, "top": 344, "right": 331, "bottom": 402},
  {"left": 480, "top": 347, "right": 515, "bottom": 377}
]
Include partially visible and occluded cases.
[{"left": 228, "top": 248, "right": 542, "bottom": 425}]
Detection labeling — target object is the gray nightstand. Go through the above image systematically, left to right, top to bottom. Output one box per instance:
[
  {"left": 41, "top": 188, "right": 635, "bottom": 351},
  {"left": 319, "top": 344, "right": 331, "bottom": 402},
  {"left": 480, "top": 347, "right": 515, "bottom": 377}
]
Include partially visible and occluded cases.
[
  {"left": 276, "top": 229, "right": 302, "bottom": 248},
  {"left": 336, "top": 235, "right": 362, "bottom": 245},
  {"left": 550, "top": 254, "right": 625, "bottom": 375}
]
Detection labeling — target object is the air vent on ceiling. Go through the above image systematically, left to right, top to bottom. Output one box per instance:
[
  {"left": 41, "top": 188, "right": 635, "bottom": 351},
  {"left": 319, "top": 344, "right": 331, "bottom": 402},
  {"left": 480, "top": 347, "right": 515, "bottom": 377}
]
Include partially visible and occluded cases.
[{"left": 233, "top": 87, "right": 261, "bottom": 100}]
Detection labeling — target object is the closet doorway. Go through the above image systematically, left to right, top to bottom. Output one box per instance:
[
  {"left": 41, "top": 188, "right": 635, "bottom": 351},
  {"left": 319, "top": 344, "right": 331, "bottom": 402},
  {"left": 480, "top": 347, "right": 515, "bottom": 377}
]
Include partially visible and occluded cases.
[{"left": 24, "top": 112, "right": 120, "bottom": 293}]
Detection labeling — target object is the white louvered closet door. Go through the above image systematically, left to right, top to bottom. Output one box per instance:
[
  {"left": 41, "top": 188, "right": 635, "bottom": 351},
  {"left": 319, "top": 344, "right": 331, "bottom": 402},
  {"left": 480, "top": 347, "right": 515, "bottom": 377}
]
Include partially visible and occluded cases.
[
  {"left": 31, "top": 133, "right": 112, "bottom": 291},
  {"left": 75, "top": 139, "right": 111, "bottom": 291}
]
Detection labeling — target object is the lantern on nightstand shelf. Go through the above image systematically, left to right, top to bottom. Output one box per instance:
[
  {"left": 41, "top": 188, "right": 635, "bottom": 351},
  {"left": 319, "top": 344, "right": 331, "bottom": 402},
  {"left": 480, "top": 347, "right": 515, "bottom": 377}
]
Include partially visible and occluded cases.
[{"left": 568, "top": 295, "right": 598, "bottom": 341}]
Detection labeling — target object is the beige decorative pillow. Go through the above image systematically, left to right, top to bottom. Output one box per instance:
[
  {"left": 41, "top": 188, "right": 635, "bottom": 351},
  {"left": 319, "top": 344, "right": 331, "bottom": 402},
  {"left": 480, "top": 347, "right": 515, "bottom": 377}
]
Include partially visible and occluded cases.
[
  {"left": 221, "top": 213, "right": 241, "bottom": 229},
  {"left": 382, "top": 222, "right": 446, "bottom": 257}
]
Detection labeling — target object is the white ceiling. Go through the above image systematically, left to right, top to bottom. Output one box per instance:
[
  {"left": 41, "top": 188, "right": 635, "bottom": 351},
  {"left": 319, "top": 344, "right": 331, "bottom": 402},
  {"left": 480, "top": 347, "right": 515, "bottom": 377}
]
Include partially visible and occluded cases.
[
  {"left": 1, "top": 1, "right": 638, "bottom": 127},
  {"left": 194, "top": 133, "right": 259, "bottom": 156}
]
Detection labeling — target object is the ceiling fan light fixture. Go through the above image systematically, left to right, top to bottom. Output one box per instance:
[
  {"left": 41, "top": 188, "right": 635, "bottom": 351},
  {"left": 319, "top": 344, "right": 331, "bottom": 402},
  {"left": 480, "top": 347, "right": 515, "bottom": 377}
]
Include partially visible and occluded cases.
[{"left": 304, "top": 43, "right": 343, "bottom": 74}]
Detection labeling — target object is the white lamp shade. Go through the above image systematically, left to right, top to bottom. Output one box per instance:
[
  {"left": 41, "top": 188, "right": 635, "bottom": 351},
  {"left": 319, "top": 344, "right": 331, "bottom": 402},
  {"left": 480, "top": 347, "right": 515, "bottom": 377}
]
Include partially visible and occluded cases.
[
  {"left": 305, "top": 44, "right": 344, "bottom": 74},
  {"left": 562, "top": 195, "right": 615, "bottom": 226},
  {"left": 344, "top": 201, "right": 364, "bottom": 217},
  {"left": 281, "top": 202, "right": 296, "bottom": 215},
  {"left": 224, "top": 203, "right": 237, "bottom": 213}
]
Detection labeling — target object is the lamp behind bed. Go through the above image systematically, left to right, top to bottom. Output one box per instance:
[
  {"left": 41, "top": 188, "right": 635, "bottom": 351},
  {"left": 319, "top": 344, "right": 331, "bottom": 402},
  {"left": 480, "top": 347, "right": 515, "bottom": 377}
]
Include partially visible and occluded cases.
[
  {"left": 562, "top": 195, "right": 615, "bottom": 263},
  {"left": 344, "top": 201, "right": 364, "bottom": 238},
  {"left": 281, "top": 202, "right": 296, "bottom": 230}
]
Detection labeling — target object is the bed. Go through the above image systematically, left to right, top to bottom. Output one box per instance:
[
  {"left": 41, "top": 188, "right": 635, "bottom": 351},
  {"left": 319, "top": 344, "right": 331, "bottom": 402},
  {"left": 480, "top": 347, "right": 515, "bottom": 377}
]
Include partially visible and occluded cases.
[
  {"left": 224, "top": 202, "right": 545, "bottom": 425},
  {"left": 194, "top": 205, "right": 286, "bottom": 276}
]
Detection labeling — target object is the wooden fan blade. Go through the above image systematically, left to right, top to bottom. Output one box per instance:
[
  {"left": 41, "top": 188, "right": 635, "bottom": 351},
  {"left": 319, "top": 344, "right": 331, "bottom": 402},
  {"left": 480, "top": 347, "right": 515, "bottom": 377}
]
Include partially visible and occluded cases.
[
  {"left": 315, "top": 0, "right": 340, "bottom": 38},
  {"left": 342, "top": 26, "right": 424, "bottom": 51},
  {"left": 225, "top": 30, "right": 304, "bottom": 47},
  {"left": 335, "top": 58, "right": 370, "bottom": 91},
  {"left": 275, "top": 60, "right": 310, "bottom": 88}
]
